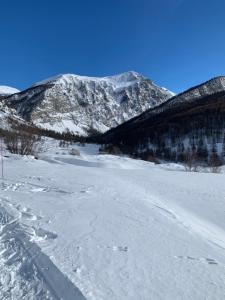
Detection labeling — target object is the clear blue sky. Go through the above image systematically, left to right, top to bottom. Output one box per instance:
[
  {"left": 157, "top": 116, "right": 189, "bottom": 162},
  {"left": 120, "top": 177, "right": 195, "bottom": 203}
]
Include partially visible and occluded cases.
[{"left": 0, "top": 0, "right": 225, "bottom": 93}]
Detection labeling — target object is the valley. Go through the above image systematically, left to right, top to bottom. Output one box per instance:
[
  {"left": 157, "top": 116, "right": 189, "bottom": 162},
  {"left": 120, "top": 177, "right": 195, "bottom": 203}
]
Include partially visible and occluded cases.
[
  {"left": 1, "top": 72, "right": 225, "bottom": 299},
  {"left": 0, "top": 142, "right": 225, "bottom": 299}
]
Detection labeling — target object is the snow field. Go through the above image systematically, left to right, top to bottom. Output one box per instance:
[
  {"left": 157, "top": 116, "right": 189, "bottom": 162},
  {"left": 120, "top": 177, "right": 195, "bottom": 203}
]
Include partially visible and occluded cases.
[{"left": 0, "top": 141, "right": 225, "bottom": 299}]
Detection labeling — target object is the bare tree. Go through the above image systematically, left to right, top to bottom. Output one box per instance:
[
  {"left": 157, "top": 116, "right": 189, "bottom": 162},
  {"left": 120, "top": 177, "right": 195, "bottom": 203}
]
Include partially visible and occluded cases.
[
  {"left": 4, "top": 131, "right": 41, "bottom": 156},
  {"left": 184, "top": 145, "right": 198, "bottom": 171},
  {"left": 209, "top": 148, "right": 223, "bottom": 173}
]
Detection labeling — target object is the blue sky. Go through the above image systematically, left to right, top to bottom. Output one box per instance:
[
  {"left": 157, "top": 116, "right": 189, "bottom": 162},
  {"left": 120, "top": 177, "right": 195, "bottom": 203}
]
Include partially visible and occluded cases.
[{"left": 0, "top": 0, "right": 225, "bottom": 93}]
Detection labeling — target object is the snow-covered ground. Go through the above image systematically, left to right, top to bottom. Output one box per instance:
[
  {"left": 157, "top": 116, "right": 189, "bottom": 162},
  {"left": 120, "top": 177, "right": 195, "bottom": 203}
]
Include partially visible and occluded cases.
[{"left": 1, "top": 141, "right": 225, "bottom": 299}]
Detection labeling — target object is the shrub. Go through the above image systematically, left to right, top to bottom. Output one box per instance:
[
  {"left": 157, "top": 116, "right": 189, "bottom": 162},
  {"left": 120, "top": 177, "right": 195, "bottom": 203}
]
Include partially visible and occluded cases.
[
  {"left": 4, "top": 131, "right": 41, "bottom": 156},
  {"left": 59, "top": 140, "right": 70, "bottom": 148},
  {"left": 99, "top": 144, "right": 122, "bottom": 155},
  {"left": 184, "top": 146, "right": 198, "bottom": 172},
  {"left": 208, "top": 149, "right": 223, "bottom": 173},
  {"left": 146, "top": 155, "right": 160, "bottom": 164}
]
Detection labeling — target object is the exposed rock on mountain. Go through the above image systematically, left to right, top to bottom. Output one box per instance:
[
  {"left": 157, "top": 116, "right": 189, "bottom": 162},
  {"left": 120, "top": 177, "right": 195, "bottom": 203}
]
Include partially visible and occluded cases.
[
  {"left": 4, "top": 72, "right": 173, "bottom": 135},
  {"left": 0, "top": 104, "right": 24, "bottom": 132}
]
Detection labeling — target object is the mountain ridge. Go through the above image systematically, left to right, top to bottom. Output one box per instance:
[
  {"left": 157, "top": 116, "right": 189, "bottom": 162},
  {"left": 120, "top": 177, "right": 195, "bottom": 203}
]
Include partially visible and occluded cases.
[
  {"left": 4, "top": 71, "right": 173, "bottom": 135},
  {"left": 103, "top": 75, "right": 225, "bottom": 128},
  {"left": 101, "top": 76, "right": 225, "bottom": 163}
]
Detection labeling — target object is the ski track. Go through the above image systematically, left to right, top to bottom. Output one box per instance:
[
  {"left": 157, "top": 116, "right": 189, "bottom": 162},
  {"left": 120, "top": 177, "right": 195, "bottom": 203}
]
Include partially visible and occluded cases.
[{"left": 0, "top": 197, "right": 86, "bottom": 300}]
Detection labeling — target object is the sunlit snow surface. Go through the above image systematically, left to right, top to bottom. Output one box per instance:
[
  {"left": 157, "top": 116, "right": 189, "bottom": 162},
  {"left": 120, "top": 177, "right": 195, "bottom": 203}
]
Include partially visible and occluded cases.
[
  {"left": 0, "top": 86, "right": 20, "bottom": 95},
  {"left": 1, "top": 141, "right": 225, "bottom": 299}
]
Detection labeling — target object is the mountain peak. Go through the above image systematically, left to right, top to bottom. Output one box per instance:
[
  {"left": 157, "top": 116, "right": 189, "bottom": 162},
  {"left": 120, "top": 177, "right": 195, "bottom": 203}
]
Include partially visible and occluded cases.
[
  {"left": 33, "top": 71, "right": 146, "bottom": 88},
  {"left": 7, "top": 72, "right": 173, "bottom": 135},
  {"left": 0, "top": 85, "right": 20, "bottom": 96}
]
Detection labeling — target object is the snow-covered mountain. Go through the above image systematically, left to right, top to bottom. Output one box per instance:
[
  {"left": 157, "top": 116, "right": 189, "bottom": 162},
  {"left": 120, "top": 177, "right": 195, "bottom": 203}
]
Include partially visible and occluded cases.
[
  {"left": 4, "top": 72, "right": 173, "bottom": 135},
  {"left": 102, "top": 76, "right": 225, "bottom": 162},
  {"left": 128, "top": 76, "right": 225, "bottom": 123},
  {"left": 150, "top": 76, "right": 225, "bottom": 116},
  {"left": 0, "top": 85, "right": 20, "bottom": 96},
  {"left": 0, "top": 102, "right": 27, "bottom": 132}
]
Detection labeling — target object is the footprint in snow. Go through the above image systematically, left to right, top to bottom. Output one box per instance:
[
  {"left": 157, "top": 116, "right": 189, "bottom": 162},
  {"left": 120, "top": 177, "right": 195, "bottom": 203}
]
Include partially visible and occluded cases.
[
  {"left": 27, "top": 175, "right": 42, "bottom": 181},
  {"left": 1, "top": 182, "right": 24, "bottom": 192},
  {"left": 30, "top": 186, "right": 70, "bottom": 194},
  {"left": 80, "top": 186, "right": 94, "bottom": 194},
  {"left": 30, "top": 187, "right": 47, "bottom": 193},
  {"left": 80, "top": 190, "right": 89, "bottom": 194},
  {"left": 108, "top": 246, "right": 129, "bottom": 252},
  {"left": 175, "top": 255, "right": 218, "bottom": 265},
  {"left": 203, "top": 258, "right": 218, "bottom": 265},
  {"left": 73, "top": 267, "right": 83, "bottom": 275}
]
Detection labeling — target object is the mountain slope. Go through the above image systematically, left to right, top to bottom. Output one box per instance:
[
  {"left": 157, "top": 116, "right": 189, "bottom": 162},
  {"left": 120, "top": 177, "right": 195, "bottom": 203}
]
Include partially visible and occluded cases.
[
  {"left": 4, "top": 72, "right": 173, "bottom": 135},
  {"left": 102, "top": 76, "right": 225, "bottom": 162},
  {"left": 0, "top": 86, "right": 20, "bottom": 96},
  {"left": 0, "top": 101, "right": 23, "bottom": 131}
]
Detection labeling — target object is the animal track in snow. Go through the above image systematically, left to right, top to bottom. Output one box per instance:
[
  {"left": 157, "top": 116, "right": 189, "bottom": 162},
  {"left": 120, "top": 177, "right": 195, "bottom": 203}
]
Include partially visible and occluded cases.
[
  {"left": 1, "top": 180, "right": 72, "bottom": 195},
  {"left": 1, "top": 182, "right": 24, "bottom": 192},
  {"left": 1, "top": 182, "right": 46, "bottom": 194},
  {"left": 80, "top": 185, "right": 94, "bottom": 194},
  {"left": 30, "top": 187, "right": 47, "bottom": 193},
  {"left": 108, "top": 246, "right": 129, "bottom": 252},
  {"left": 175, "top": 255, "right": 218, "bottom": 265},
  {"left": 204, "top": 258, "right": 218, "bottom": 265},
  {"left": 73, "top": 266, "right": 83, "bottom": 276}
]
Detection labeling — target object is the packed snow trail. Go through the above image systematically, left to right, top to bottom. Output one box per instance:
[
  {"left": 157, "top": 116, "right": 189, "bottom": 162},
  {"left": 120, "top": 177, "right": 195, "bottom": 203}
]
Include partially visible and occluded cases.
[{"left": 0, "top": 199, "right": 86, "bottom": 300}]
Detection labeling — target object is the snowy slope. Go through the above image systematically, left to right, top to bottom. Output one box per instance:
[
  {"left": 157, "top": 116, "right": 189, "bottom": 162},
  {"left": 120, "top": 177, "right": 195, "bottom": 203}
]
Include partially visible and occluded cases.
[
  {"left": 5, "top": 72, "right": 173, "bottom": 135},
  {"left": 136, "top": 76, "right": 225, "bottom": 122},
  {"left": 0, "top": 85, "right": 20, "bottom": 96},
  {"left": 0, "top": 101, "right": 25, "bottom": 131},
  {"left": 1, "top": 141, "right": 225, "bottom": 299}
]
